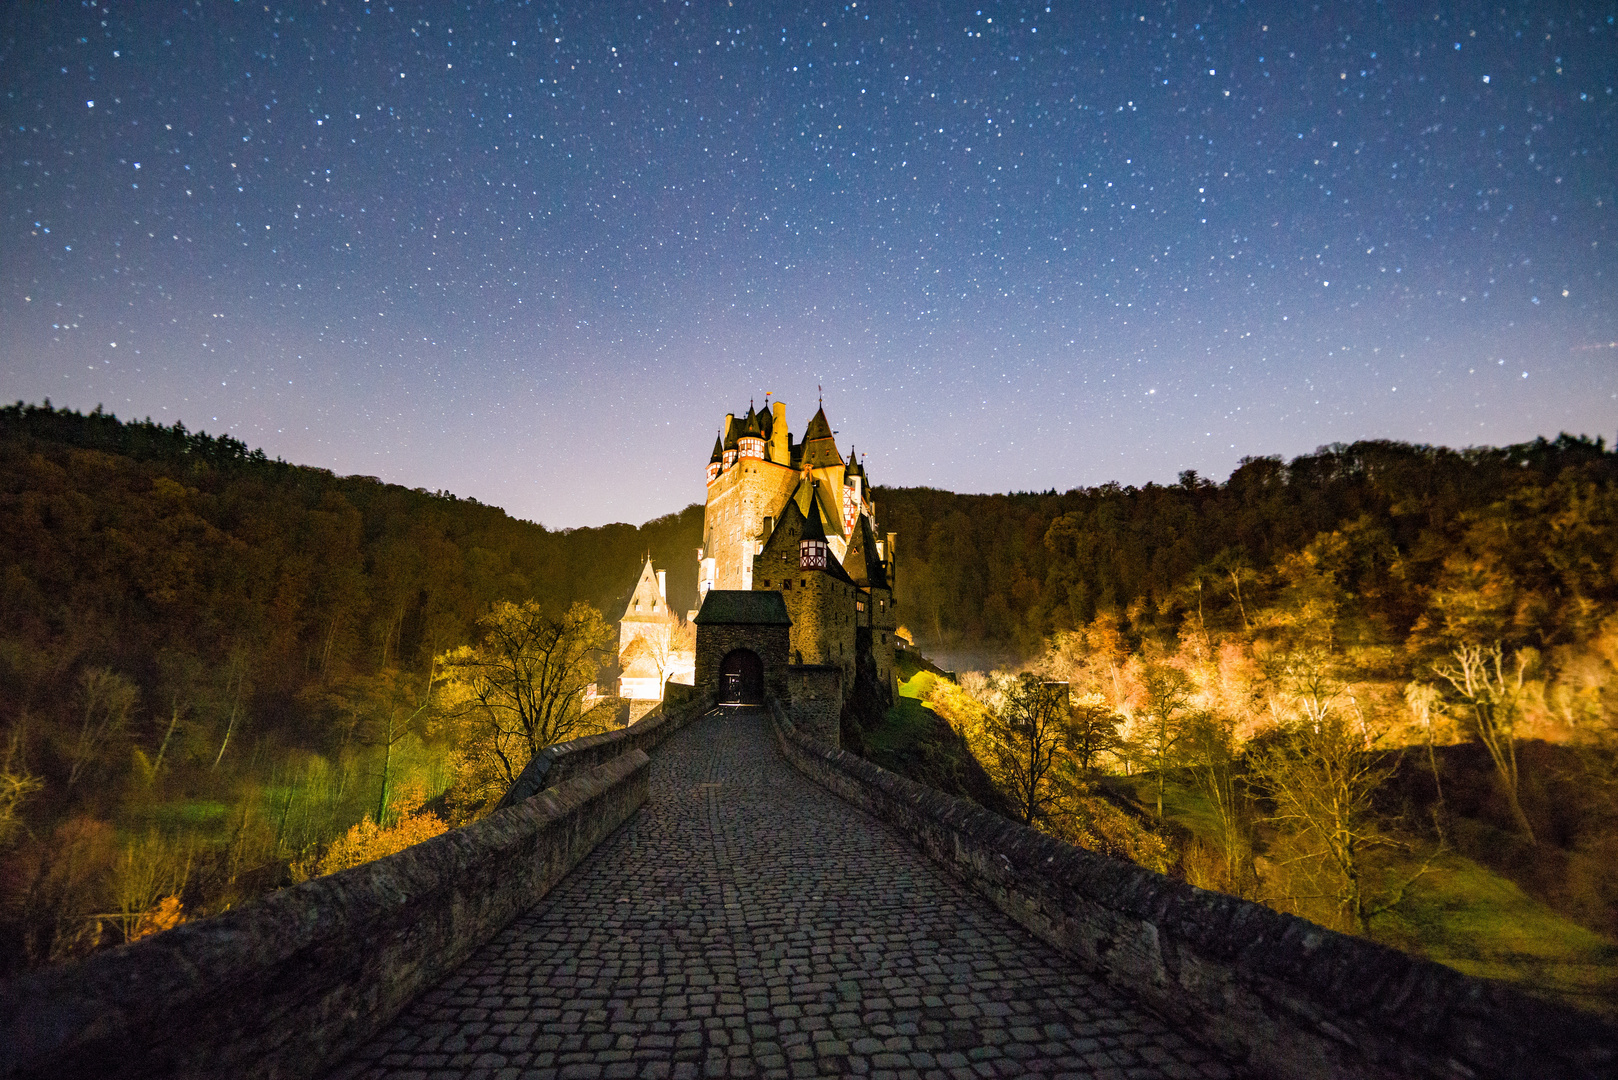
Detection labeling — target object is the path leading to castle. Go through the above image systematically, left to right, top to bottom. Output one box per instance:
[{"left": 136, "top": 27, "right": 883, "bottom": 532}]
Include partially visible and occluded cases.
[{"left": 332, "top": 710, "right": 1236, "bottom": 1080}]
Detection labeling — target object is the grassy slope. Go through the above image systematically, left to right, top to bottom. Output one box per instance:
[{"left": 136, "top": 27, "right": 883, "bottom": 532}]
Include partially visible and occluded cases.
[
  {"left": 838, "top": 650, "right": 1011, "bottom": 816},
  {"left": 1104, "top": 772, "right": 1618, "bottom": 1017}
]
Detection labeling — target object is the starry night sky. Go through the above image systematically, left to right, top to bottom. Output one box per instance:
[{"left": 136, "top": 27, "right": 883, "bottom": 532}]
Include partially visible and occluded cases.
[{"left": 3, "top": 2, "right": 1615, "bottom": 527}]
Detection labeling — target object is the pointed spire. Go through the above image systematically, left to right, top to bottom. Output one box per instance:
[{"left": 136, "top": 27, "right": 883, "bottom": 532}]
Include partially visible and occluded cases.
[
  {"left": 800, "top": 403, "right": 840, "bottom": 469},
  {"left": 710, "top": 434, "right": 723, "bottom": 463},
  {"left": 802, "top": 487, "right": 828, "bottom": 542}
]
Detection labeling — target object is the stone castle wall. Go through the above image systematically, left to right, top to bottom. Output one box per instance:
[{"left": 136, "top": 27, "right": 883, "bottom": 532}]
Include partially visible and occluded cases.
[{"left": 703, "top": 460, "right": 798, "bottom": 591}]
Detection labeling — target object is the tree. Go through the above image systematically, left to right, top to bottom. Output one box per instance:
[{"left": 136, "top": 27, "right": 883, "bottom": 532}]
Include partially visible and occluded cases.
[
  {"left": 438, "top": 601, "right": 613, "bottom": 791},
  {"left": 1431, "top": 642, "right": 1536, "bottom": 843},
  {"left": 210, "top": 646, "right": 253, "bottom": 770},
  {"left": 333, "top": 663, "right": 436, "bottom": 826},
  {"left": 1136, "top": 663, "right": 1194, "bottom": 818},
  {"left": 66, "top": 668, "right": 137, "bottom": 788},
  {"left": 985, "top": 674, "right": 1070, "bottom": 826},
  {"left": 1068, "top": 694, "right": 1123, "bottom": 772},
  {"left": 1247, "top": 708, "right": 1406, "bottom": 935},
  {"left": 1182, "top": 711, "right": 1255, "bottom": 898},
  {"left": 0, "top": 727, "right": 42, "bottom": 846}
]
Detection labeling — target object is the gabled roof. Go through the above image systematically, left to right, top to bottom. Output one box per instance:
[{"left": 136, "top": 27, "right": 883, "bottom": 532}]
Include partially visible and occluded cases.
[
  {"left": 799, "top": 405, "right": 842, "bottom": 469},
  {"left": 844, "top": 513, "right": 890, "bottom": 590},
  {"left": 620, "top": 557, "right": 668, "bottom": 622},
  {"left": 694, "top": 589, "right": 792, "bottom": 626}
]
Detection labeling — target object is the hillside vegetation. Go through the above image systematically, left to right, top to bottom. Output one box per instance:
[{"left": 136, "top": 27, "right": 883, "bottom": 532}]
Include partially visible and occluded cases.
[
  {"left": 3, "top": 400, "right": 1615, "bottom": 1014},
  {"left": 0, "top": 402, "right": 701, "bottom": 972},
  {"left": 876, "top": 436, "right": 1618, "bottom": 1014}
]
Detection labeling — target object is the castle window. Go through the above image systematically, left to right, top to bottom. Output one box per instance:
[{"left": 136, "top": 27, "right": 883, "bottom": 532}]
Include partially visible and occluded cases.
[
  {"left": 762, "top": 578, "right": 771, "bottom": 587},
  {"left": 783, "top": 580, "right": 791, "bottom": 591}
]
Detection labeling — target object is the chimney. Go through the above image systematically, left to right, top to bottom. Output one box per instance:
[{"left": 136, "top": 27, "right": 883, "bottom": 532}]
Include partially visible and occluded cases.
[
  {"left": 770, "top": 400, "right": 789, "bottom": 462},
  {"left": 656, "top": 570, "right": 667, "bottom": 600}
]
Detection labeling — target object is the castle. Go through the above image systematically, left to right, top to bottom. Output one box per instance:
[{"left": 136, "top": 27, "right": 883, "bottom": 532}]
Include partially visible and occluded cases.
[{"left": 617, "top": 397, "right": 898, "bottom": 728}]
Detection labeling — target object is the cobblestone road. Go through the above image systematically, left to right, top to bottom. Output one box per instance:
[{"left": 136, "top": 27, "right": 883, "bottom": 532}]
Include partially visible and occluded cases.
[{"left": 333, "top": 709, "right": 1235, "bottom": 1080}]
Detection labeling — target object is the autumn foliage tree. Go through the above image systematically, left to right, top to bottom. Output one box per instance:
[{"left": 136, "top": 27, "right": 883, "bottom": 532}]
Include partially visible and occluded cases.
[{"left": 437, "top": 601, "right": 613, "bottom": 806}]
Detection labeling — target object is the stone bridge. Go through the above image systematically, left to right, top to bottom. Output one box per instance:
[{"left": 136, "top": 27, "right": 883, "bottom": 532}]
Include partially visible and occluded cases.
[{"left": 1, "top": 697, "right": 1611, "bottom": 1080}]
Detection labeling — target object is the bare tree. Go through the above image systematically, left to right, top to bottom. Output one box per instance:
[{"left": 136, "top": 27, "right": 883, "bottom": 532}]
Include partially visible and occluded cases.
[
  {"left": 438, "top": 601, "right": 613, "bottom": 787},
  {"left": 1432, "top": 642, "right": 1535, "bottom": 843},
  {"left": 211, "top": 646, "right": 252, "bottom": 770},
  {"left": 67, "top": 668, "right": 138, "bottom": 787},
  {"left": 985, "top": 674, "right": 1070, "bottom": 826},
  {"left": 1404, "top": 681, "right": 1446, "bottom": 808},
  {"left": 1248, "top": 708, "right": 1414, "bottom": 934},
  {"left": 1183, "top": 711, "right": 1256, "bottom": 898},
  {"left": 0, "top": 726, "right": 42, "bottom": 845}
]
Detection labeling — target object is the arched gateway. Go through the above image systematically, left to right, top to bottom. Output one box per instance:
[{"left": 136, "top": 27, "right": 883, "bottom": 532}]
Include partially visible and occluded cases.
[
  {"left": 693, "top": 590, "right": 791, "bottom": 707},
  {"left": 717, "top": 649, "right": 764, "bottom": 705}
]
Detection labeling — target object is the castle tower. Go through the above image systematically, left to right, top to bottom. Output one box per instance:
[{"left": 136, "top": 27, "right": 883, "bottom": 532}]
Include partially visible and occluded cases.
[
  {"left": 697, "top": 394, "right": 894, "bottom": 704},
  {"left": 617, "top": 556, "right": 696, "bottom": 713}
]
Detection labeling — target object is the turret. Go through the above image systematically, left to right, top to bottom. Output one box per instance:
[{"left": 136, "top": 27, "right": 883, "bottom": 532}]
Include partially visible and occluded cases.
[
  {"left": 738, "top": 403, "right": 766, "bottom": 461},
  {"left": 722, "top": 418, "right": 739, "bottom": 471},
  {"left": 706, "top": 434, "right": 723, "bottom": 484},
  {"left": 843, "top": 445, "right": 864, "bottom": 534},
  {"left": 800, "top": 487, "right": 830, "bottom": 570}
]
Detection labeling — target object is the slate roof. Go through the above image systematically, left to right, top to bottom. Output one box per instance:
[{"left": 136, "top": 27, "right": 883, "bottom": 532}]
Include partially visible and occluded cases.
[
  {"left": 799, "top": 405, "right": 842, "bottom": 469},
  {"left": 709, "top": 435, "right": 723, "bottom": 463},
  {"left": 801, "top": 490, "right": 828, "bottom": 542},
  {"left": 844, "top": 514, "right": 890, "bottom": 590},
  {"left": 694, "top": 589, "right": 792, "bottom": 626}
]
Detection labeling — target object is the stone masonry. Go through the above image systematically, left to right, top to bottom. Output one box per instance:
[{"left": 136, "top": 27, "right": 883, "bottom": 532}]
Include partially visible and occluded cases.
[{"left": 331, "top": 711, "right": 1233, "bottom": 1080}]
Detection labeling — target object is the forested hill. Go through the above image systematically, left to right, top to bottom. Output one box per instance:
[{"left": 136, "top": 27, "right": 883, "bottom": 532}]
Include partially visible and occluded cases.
[
  {"left": 0, "top": 400, "right": 702, "bottom": 750},
  {"left": 879, "top": 433, "right": 1618, "bottom": 667}
]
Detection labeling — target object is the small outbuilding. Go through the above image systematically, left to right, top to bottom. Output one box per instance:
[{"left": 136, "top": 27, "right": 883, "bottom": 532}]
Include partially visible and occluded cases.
[{"left": 693, "top": 590, "right": 791, "bottom": 706}]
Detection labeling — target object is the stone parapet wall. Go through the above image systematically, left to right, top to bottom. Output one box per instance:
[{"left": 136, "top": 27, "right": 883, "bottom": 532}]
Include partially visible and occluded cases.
[
  {"left": 785, "top": 664, "right": 841, "bottom": 747},
  {"left": 495, "top": 691, "right": 714, "bottom": 810},
  {"left": 767, "top": 700, "right": 1615, "bottom": 1080},
  {"left": 0, "top": 751, "right": 651, "bottom": 1080}
]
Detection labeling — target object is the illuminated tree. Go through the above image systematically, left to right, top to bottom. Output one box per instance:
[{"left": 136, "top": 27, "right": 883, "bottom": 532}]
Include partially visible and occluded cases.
[
  {"left": 438, "top": 601, "right": 613, "bottom": 789},
  {"left": 1432, "top": 642, "right": 1536, "bottom": 844},
  {"left": 1136, "top": 663, "right": 1194, "bottom": 818},
  {"left": 985, "top": 674, "right": 1070, "bottom": 826},
  {"left": 1247, "top": 708, "right": 1403, "bottom": 934},
  {"left": 1182, "top": 711, "right": 1255, "bottom": 898}
]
